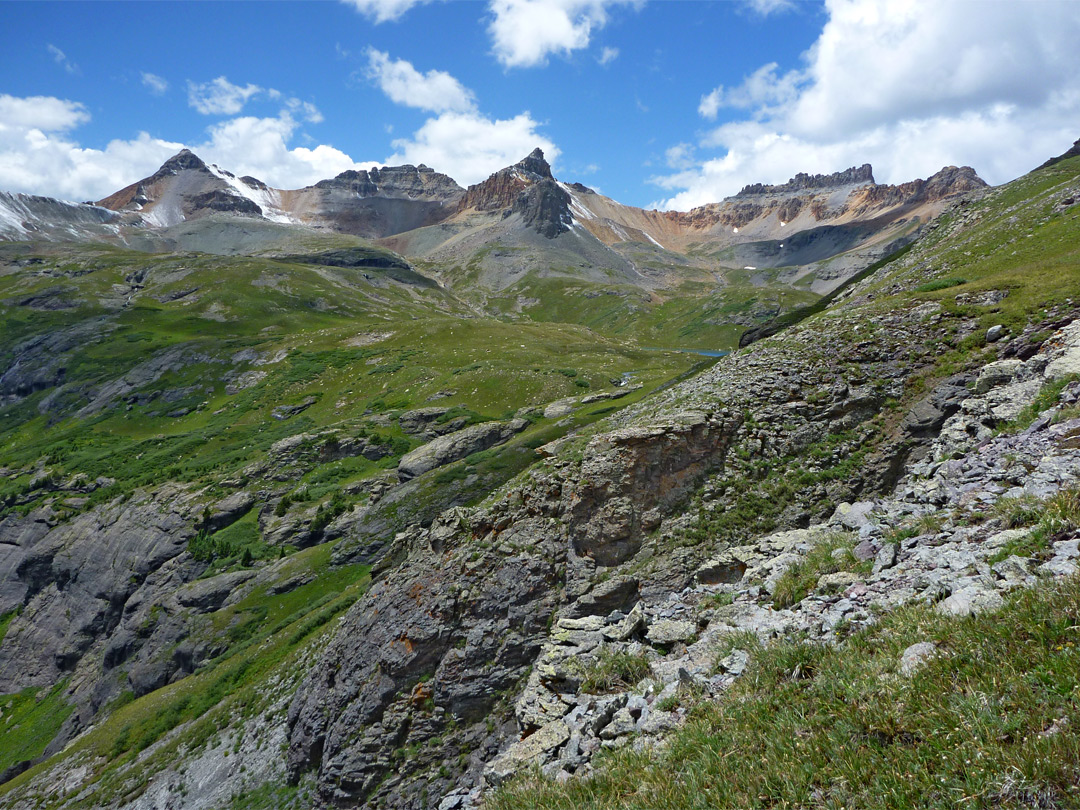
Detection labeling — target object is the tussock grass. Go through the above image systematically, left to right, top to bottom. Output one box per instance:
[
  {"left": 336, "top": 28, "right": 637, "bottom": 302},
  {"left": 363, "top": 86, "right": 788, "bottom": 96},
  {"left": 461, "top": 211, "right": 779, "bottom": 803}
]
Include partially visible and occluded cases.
[
  {"left": 989, "top": 485, "right": 1080, "bottom": 564},
  {"left": 772, "top": 532, "right": 869, "bottom": 608},
  {"left": 493, "top": 576, "right": 1080, "bottom": 810},
  {"left": 576, "top": 648, "right": 653, "bottom": 694}
]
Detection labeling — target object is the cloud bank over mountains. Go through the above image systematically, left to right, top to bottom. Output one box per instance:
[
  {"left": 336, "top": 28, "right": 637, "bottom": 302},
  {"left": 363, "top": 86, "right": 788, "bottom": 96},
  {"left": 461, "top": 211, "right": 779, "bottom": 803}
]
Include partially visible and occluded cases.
[
  {"left": 1, "top": 0, "right": 1077, "bottom": 209},
  {"left": 654, "top": 0, "right": 1080, "bottom": 210}
]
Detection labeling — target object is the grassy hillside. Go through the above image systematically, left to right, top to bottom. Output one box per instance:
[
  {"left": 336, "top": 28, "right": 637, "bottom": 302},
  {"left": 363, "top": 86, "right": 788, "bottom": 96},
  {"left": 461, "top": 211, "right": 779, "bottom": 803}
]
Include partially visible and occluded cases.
[
  {"left": 489, "top": 157, "right": 1080, "bottom": 808},
  {"left": 0, "top": 241, "right": 698, "bottom": 520}
]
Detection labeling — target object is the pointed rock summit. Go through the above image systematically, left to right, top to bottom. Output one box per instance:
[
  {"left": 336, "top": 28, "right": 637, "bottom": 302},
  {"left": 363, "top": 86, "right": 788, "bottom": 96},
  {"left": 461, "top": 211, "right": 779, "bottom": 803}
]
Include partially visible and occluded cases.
[
  {"left": 515, "top": 147, "right": 554, "bottom": 180},
  {"left": 156, "top": 148, "right": 209, "bottom": 176},
  {"left": 457, "top": 148, "right": 570, "bottom": 238}
]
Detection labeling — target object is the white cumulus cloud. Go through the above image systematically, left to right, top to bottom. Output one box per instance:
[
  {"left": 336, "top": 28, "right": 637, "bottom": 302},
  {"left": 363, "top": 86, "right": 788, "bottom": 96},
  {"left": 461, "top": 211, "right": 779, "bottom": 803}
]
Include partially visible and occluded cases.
[
  {"left": 340, "top": 0, "right": 436, "bottom": 23},
  {"left": 488, "top": 0, "right": 640, "bottom": 68},
  {"left": 655, "top": 0, "right": 1080, "bottom": 210},
  {"left": 366, "top": 49, "right": 477, "bottom": 114},
  {"left": 366, "top": 53, "right": 560, "bottom": 185},
  {"left": 698, "top": 62, "right": 803, "bottom": 119},
  {"left": 141, "top": 72, "right": 169, "bottom": 95},
  {"left": 188, "top": 76, "right": 264, "bottom": 116},
  {"left": 0, "top": 93, "right": 375, "bottom": 201},
  {"left": 0, "top": 94, "right": 89, "bottom": 131},
  {"left": 389, "top": 111, "right": 559, "bottom": 185},
  {"left": 198, "top": 113, "right": 374, "bottom": 188}
]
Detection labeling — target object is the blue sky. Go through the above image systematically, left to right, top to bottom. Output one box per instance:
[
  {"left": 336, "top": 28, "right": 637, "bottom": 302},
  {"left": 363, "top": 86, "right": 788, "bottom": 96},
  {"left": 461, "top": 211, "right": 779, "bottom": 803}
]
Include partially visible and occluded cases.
[{"left": 2, "top": 0, "right": 1078, "bottom": 210}]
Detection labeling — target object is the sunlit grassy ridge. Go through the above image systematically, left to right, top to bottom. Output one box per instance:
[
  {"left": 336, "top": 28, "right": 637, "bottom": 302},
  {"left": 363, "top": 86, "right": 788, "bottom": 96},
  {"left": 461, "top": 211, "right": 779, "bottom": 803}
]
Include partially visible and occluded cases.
[
  {"left": 489, "top": 156, "right": 1080, "bottom": 809},
  {"left": 493, "top": 576, "right": 1080, "bottom": 810}
]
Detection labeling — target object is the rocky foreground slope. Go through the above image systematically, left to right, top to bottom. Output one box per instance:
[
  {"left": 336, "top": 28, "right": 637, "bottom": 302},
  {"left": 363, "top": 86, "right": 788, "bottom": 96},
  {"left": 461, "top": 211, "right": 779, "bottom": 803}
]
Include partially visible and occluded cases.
[{"left": 0, "top": 144, "right": 1076, "bottom": 809}]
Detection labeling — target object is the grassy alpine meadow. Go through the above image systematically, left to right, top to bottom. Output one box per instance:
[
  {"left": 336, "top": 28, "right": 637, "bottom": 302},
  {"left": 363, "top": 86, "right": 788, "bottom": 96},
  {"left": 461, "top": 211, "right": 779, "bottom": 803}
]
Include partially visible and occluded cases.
[
  {"left": 0, "top": 239, "right": 700, "bottom": 517},
  {"left": 492, "top": 574, "right": 1080, "bottom": 810}
]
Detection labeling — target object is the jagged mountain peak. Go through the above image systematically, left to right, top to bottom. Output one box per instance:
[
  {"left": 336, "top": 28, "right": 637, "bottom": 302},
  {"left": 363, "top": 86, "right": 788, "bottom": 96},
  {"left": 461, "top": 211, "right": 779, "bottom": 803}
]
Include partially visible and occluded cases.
[
  {"left": 514, "top": 147, "right": 553, "bottom": 179},
  {"left": 455, "top": 149, "right": 570, "bottom": 239}
]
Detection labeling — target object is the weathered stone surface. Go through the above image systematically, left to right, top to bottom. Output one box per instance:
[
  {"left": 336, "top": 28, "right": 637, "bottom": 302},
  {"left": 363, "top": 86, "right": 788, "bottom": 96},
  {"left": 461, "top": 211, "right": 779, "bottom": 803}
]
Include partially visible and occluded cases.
[
  {"left": 974, "top": 359, "right": 1023, "bottom": 394},
  {"left": 397, "top": 420, "right": 527, "bottom": 481},
  {"left": 205, "top": 491, "right": 254, "bottom": 531},
  {"left": 695, "top": 551, "right": 749, "bottom": 584},
  {"left": 175, "top": 570, "right": 255, "bottom": 612},
  {"left": 568, "top": 576, "right": 639, "bottom": 618},
  {"left": 646, "top": 620, "right": 696, "bottom": 646},
  {"left": 899, "top": 642, "right": 938, "bottom": 676},
  {"left": 484, "top": 720, "right": 570, "bottom": 786}
]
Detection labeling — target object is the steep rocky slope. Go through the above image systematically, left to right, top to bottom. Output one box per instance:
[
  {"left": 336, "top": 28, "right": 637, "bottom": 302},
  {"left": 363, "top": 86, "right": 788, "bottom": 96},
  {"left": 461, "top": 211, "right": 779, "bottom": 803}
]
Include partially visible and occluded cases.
[{"left": 0, "top": 143, "right": 1074, "bottom": 810}]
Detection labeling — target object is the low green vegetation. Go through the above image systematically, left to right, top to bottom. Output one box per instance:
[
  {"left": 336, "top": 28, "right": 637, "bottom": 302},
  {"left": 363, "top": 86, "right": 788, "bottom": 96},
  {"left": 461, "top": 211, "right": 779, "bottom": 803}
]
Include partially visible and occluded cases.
[
  {"left": 0, "top": 241, "right": 698, "bottom": 525},
  {"left": 914, "top": 277, "right": 967, "bottom": 293},
  {"left": 988, "top": 486, "right": 1080, "bottom": 565},
  {"left": 189, "top": 510, "right": 281, "bottom": 569},
  {"left": 771, "top": 531, "right": 869, "bottom": 608},
  {"left": 493, "top": 575, "right": 1080, "bottom": 810},
  {"left": 576, "top": 648, "right": 653, "bottom": 694},
  {"left": 0, "top": 681, "right": 74, "bottom": 776}
]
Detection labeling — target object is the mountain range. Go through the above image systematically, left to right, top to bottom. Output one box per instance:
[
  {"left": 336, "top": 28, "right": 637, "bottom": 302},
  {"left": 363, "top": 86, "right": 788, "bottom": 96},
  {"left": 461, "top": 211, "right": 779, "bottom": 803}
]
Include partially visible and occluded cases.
[{"left": 1, "top": 147, "right": 985, "bottom": 298}]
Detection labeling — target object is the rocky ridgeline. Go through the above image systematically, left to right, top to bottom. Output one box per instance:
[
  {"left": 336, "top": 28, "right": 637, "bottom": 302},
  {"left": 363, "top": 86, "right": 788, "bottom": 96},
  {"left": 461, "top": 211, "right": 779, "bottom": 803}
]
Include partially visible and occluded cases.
[
  {"left": 735, "top": 163, "right": 876, "bottom": 197},
  {"left": 665, "top": 164, "right": 986, "bottom": 233},
  {"left": 313, "top": 165, "right": 464, "bottom": 202}
]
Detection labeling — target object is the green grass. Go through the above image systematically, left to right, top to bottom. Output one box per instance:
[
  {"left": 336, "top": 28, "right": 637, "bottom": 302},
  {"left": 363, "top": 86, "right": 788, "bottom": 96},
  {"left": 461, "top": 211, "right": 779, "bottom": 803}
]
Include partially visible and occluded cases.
[
  {"left": 914, "top": 277, "right": 967, "bottom": 293},
  {"left": 987, "top": 486, "right": 1080, "bottom": 565},
  {"left": 189, "top": 509, "right": 280, "bottom": 570},
  {"left": 771, "top": 531, "right": 869, "bottom": 608},
  {"left": 493, "top": 575, "right": 1080, "bottom": 810},
  {"left": 0, "top": 609, "right": 19, "bottom": 648},
  {"left": 576, "top": 648, "right": 653, "bottom": 694},
  {"left": 0, "top": 681, "right": 74, "bottom": 776}
]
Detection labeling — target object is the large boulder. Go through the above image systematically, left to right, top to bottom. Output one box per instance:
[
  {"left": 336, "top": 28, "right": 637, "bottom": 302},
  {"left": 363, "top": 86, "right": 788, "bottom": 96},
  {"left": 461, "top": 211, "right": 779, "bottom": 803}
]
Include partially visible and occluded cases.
[{"left": 397, "top": 420, "right": 528, "bottom": 481}]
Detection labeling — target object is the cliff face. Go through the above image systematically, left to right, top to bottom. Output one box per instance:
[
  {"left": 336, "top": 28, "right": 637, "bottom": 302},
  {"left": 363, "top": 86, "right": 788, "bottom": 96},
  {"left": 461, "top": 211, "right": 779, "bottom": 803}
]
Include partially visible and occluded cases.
[
  {"left": 457, "top": 148, "right": 572, "bottom": 239},
  {"left": 734, "top": 163, "right": 875, "bottom": 197},
  {"left": 661, "top": 164, "right": 987, "bottom": 233}
]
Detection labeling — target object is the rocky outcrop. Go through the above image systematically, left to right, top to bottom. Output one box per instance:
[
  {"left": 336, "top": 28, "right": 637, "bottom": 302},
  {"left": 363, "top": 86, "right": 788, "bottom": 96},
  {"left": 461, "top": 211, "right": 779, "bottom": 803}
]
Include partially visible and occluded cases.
[
  {"left": 312, "top": 164, "right": 463, "bottom": 202},
  {"left": 735, "top": 164, "right": 875, "bottom": 197},
  {"left": 285, "top": 405, "right": 742, "bottom": 806},
  {"left": 397, "top": 420, "right": 528, "bottom": 480}
]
